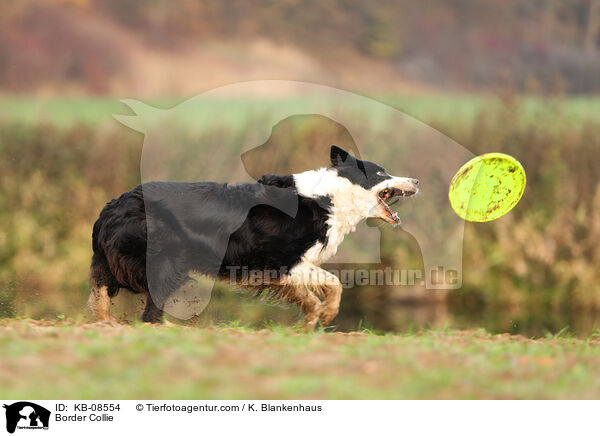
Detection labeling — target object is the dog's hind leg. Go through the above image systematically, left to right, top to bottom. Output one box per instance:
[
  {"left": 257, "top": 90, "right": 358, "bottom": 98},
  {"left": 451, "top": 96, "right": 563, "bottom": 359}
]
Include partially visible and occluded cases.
[
  {"left": 89, "top": 254, "right": 120, "bottom": 323},
  {"left": 143, "top": 255, "right": 191, "bottom": 324},
  {"left": 88, "top": 284, "right": 116, "bottom": 323},
  {"left": 142, "top": 294, "right": 164, "bottom": 324}
]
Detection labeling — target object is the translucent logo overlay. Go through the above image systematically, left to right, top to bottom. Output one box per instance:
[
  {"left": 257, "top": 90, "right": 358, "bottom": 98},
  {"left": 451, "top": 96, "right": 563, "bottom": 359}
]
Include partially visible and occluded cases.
[{"left": 114, "top": 81, "right": 475, "bottom": 319}]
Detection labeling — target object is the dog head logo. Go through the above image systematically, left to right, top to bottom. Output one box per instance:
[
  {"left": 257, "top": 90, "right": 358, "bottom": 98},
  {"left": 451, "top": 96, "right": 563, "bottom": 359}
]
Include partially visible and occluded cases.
[
  {"left": 114, "top": 80, "right": 474, "bottom": 319},
  {"left": 3, "top": 402, "right": 50, "bottom": 434}
]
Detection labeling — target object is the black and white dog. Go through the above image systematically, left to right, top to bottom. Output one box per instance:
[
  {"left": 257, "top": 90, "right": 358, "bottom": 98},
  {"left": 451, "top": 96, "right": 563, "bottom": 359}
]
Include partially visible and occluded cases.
[{"left": 89, "top": 145, "right": 418, "bottom": 328}]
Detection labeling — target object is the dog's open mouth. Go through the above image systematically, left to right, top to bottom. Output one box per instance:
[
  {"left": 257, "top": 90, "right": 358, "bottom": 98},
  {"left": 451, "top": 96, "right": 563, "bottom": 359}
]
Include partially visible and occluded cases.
[{"left": 377, "top": 187, "right": 417, "bottom": 224}]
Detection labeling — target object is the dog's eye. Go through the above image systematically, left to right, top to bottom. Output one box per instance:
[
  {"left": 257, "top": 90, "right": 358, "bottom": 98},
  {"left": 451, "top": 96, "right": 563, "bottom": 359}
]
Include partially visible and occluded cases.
[{"left": 377, "top": 171, "right": 387, "bottom": 177}]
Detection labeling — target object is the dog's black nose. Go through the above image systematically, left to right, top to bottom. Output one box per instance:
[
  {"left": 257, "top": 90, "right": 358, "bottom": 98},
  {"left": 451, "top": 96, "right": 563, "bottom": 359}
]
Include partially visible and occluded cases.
[{"left": 411, "top": 178, "right": 419, "bottom": 185}]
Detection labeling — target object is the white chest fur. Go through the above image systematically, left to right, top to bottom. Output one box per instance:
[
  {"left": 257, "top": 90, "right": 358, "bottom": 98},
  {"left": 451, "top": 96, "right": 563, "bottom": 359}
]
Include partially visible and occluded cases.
[{"left": 294, "top": 168, "right": 375, "bottom": 265}]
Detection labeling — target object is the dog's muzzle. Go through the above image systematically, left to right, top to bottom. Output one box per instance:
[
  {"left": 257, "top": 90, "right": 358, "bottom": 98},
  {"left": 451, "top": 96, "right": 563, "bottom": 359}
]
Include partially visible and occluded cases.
[{"left": 375, "top": 178, "right": 419, "bottom": 224}]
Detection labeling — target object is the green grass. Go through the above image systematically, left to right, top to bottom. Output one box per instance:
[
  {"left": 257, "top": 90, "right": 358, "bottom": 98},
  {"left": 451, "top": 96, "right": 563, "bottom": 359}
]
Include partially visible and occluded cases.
[
  {"left": 2, "top": 94, "right": 600, "bottom": 127},
  {"left": 1, "top": 319, "right": 599, "bottom": 399}
]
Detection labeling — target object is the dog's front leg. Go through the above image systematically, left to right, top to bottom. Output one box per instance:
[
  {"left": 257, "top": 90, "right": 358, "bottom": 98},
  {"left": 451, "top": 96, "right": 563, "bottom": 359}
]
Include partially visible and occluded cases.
[
  {"left": 279, "top": 262, "right": 325, "bottom": 330},
  {"left": 280, "top": 262, "right": 347, "bottom": 330},
  {"left": 318, "top": 271, "right": 343, "bottom": 327},
  {"left": 299, "top": 292, "right": 322, "bottom": 330}
]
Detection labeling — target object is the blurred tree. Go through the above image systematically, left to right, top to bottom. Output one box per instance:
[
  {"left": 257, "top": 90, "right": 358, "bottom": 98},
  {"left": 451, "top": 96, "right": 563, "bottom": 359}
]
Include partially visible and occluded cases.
[{"left": 585, "top": 0, "right": 600, "bottom": 51}]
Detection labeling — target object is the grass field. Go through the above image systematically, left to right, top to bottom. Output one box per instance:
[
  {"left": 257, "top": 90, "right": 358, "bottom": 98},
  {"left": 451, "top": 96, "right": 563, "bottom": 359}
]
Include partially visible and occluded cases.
[
  {"left": 2, "top": 94, "right": 600, "bottom": 127},
  {"left": 1, "top": 319, "right": 599, "bottom": 399}
]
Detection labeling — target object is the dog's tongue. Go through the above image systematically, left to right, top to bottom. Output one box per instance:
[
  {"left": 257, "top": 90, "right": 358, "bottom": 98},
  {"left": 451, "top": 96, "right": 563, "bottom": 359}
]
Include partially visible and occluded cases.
[{"left": 380, "top": 198, "right": 401, "bottom": 224}]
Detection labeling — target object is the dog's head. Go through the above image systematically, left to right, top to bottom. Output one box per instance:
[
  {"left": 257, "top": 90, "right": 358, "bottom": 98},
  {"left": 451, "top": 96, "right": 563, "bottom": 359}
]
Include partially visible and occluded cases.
[
  {"left": 294, "top": 145, "right": 419, "bottom": 225},
  {"left": 329, "top": 145, "right": 419, "bottom": 224}
]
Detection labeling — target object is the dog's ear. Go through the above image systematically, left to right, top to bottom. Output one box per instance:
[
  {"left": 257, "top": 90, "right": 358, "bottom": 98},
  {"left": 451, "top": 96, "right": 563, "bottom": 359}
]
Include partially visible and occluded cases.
[{"left": 330, "top": 145, "right": 352, "bottom": 167}]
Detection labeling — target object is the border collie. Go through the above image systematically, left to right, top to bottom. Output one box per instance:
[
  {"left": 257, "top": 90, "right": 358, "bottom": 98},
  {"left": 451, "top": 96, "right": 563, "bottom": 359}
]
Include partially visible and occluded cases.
[{"left": 89, "top": 145, "right": 418, "bottom": 329}]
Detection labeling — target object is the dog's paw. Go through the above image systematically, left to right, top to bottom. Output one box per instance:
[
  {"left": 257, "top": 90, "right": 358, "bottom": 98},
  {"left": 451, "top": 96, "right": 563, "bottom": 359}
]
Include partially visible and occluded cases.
[
  {"left": 318, "top": 306, "right": 339, "bottom": 327},
  {"left": 301, "top": 316, "right": 319, "bottom": 332},
  {"left": 90, "top": 317, "right": 119, "bottom": 327}
]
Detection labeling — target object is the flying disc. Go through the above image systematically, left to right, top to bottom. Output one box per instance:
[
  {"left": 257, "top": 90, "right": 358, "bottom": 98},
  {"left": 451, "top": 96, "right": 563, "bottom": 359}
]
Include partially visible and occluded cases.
[{"left": 449, "top": 153, "right": 526, "bottom": 222}]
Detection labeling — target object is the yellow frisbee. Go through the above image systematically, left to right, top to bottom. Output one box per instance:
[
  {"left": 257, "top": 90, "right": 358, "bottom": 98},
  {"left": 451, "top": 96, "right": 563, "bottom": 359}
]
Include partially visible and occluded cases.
[{"left": 449, "top": 153, "right": 526, "bottom": 222}]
